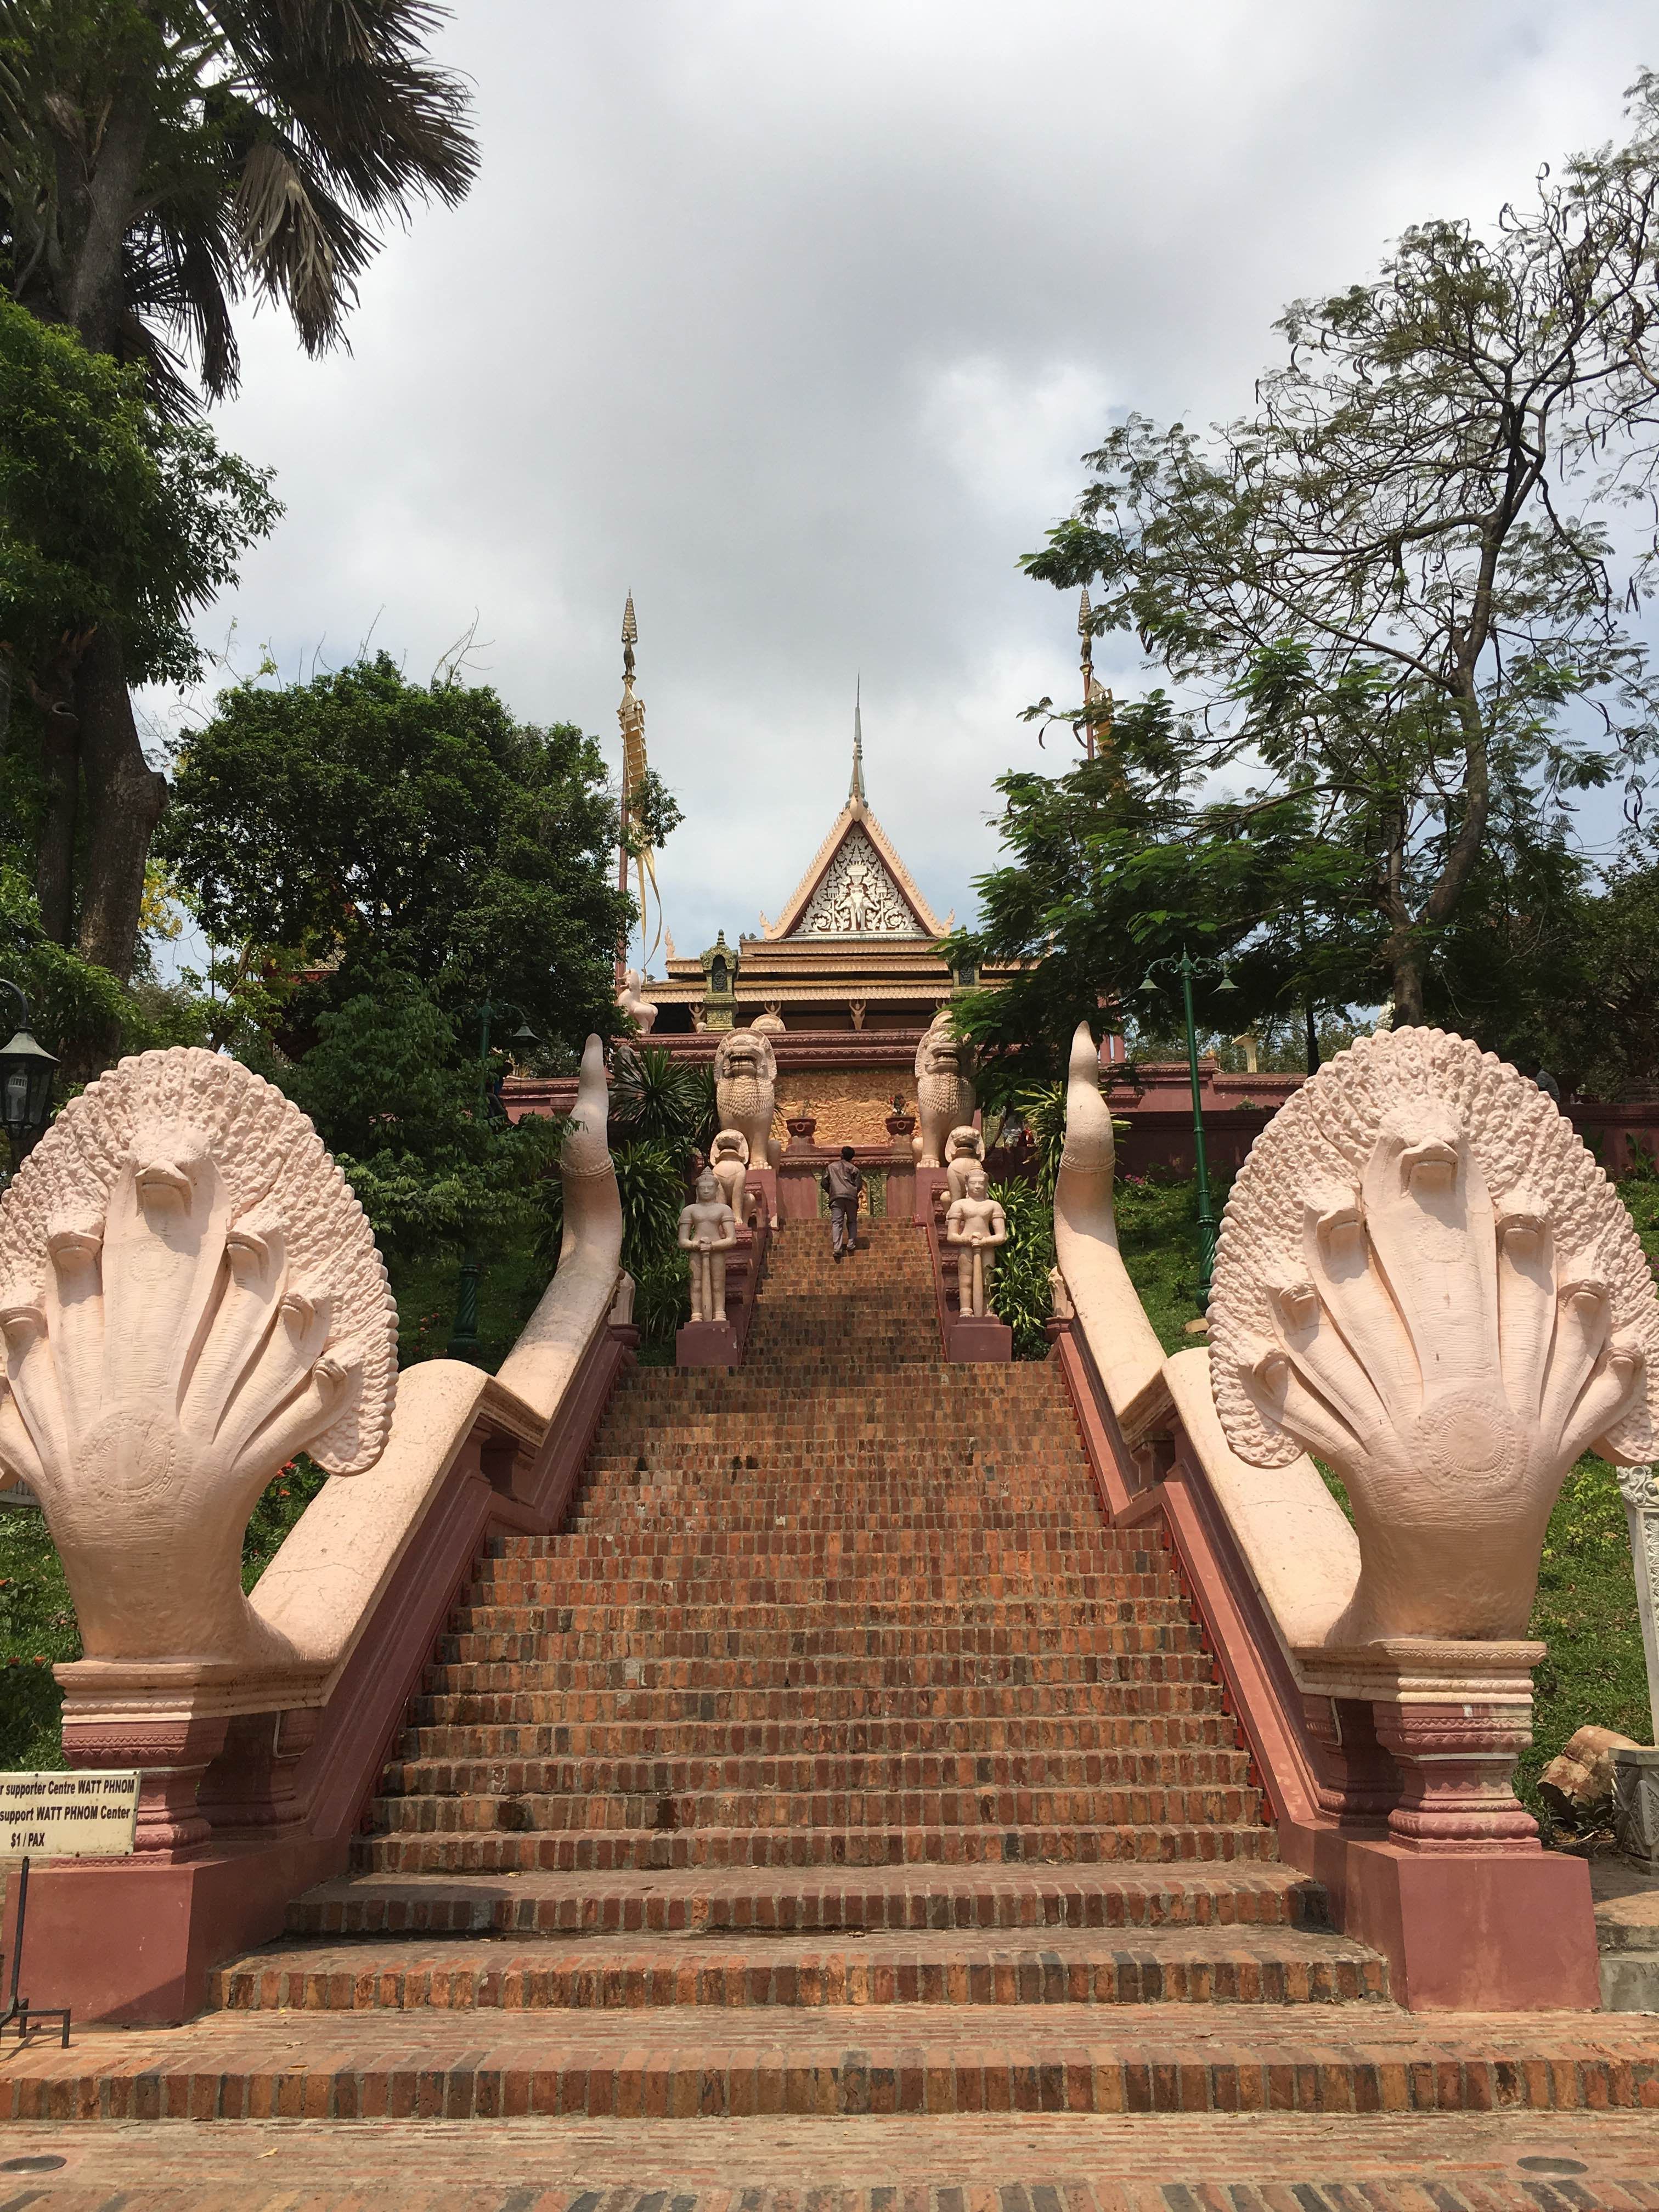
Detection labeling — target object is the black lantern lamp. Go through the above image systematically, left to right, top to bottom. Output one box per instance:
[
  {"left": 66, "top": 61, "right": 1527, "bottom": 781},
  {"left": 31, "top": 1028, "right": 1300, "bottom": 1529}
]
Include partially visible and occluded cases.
[{"left": 0, "top": 983, "right": 58, "bottom": 1153}]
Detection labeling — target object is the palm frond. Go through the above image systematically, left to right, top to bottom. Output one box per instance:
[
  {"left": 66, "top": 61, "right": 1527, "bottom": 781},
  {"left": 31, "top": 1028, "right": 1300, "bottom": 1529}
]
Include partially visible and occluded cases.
[
  {"left": 213, "top": 1, "right": 477, "bottom": 214},
  {"left": 233, "top": 132, "right": 374, "bottom": 351}
]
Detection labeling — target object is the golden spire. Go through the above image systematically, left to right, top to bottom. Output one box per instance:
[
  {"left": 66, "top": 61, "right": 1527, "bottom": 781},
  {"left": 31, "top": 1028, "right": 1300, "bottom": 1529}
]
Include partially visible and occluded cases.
[
  {"left": 617, "top": 592, "right": 659, "bottom": 971},
  {"left": 850, "top": 677, "right": 866, "bottom": 807}
]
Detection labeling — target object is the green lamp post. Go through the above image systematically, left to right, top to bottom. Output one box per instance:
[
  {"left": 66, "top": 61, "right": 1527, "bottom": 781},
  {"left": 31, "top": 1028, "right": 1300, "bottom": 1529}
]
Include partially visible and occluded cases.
[
  {"left": 1138, "top": 951, "right": 1237, "bottom": 1310},
  {"left": 0, "top": 981, "right": 59, "bottom": 1172},
  {"left": 447, "top": 1000, "right": 540, "bottom": 1361}
]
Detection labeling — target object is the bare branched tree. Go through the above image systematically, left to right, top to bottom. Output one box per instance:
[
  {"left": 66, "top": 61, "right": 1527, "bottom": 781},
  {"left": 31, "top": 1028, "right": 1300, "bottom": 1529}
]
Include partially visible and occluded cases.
[{"left": 1027, "top": 71, "right": 1659, "bottom": 1020}]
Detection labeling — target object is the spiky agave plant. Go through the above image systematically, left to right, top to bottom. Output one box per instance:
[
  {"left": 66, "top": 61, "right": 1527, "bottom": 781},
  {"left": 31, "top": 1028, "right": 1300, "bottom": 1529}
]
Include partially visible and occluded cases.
[{"left": 610, "top": 1045, "right": 714, "bottom": 1156}]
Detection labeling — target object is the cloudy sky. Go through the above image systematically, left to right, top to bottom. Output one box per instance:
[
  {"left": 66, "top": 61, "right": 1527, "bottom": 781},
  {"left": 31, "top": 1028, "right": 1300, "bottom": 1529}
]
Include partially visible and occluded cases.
[{"left": 170, "top": 0, "right": 1658, "bottom": 971}]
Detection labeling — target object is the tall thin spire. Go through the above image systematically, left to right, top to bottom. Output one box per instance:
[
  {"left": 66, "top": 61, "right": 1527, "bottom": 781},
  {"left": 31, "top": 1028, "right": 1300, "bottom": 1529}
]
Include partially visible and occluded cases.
[
  {"left": 1078, "top": 586, "right": 1104, "bottom": 763},
  {"left": 850, "top": 676, "right": 866, "bottom": 805}
]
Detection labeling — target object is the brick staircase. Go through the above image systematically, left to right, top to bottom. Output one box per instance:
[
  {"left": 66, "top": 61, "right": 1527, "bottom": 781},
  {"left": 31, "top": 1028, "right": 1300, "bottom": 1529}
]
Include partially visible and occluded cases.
[{"left": 8, "top": 1218, "right": 1657, "bottom": 2151}]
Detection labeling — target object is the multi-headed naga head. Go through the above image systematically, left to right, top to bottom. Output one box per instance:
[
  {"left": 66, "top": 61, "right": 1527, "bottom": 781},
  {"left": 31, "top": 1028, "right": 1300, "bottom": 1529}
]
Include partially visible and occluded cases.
[
  {"left": 1209, "top": 1030, "right": 1658, "bottom": 1644},
  {"left": 0, "top": 1049, "right": 397, "bottom": 1668}
]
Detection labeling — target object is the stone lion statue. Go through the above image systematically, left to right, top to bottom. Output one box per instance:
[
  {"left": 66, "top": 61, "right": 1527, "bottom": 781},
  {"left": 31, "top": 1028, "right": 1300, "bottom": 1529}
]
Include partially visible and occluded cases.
[
  {"left": 913, "top": 1011, "right": 977, "bottom": 1170},
  {"left": 714, "top": 1027, "right": 781, "bottom": 1177}
]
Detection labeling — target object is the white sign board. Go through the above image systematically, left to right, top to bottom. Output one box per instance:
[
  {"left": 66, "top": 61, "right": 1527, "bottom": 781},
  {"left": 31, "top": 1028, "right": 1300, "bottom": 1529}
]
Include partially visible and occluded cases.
[{"left": 0, "top": 1771, "right": 139, "bottom": 1859}]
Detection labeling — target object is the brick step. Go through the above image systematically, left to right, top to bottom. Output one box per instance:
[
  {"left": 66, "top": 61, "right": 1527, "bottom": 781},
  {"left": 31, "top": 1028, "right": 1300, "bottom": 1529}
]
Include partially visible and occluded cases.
[
  {"left": 588, "top": 1381, "right": 1059, "bottom": 1398},
  {"left": 586, "top": 1399, "right": 1060, "bottom": 1418},
  {"left": 576, "top": 1460, "right": 1087, "bottom": 1476},
  {"left": 566, "top": 1463, "right": 1084, "bottom": 1488},
  {"left": 545, "top": 1503, "right": 1122, "bottom": 1529},
  {"left": 557, "top": 1511, "right": 1120, "bottom": 1539},
  {"left": 488, "top": 1536, "right": 1143, "bottom": 1568},
  {"left": 488, "top": 1575, "right": 1170, "bottom": 1605},
  {"left": 461, "top": 1587, "right": 1176, "bottom": 1618},
  {"left": 448, "top": 1602, "right": 1184, "bottom": 1635},
  {"left": 438, "top": 1613, "right": 1204, "bottom": 1651},
  {"left": 422, "top": 1653, "right": 1223, "bottom": 1690},
  {"left": 410, "top": 1682, "right": 1235, "bottom": 1725},
  {"left": 397, "top": 1714, "right": 1246, "bottom": 1759},
  {"left": 382, "top": 1750, "right": 1254, "bottom": 1797},
  {"left": 373, "top": 1781, "right": 1259, "bottom": 1836},
  {"left": 351, "top": 1821, "right": 1278, "bottom": 1875},
  {"left": 289, "top": 1864, "right": 1325, "bottom": 1939},
  {"left": 208, "top": 1925, "right": 1390, "bottom": 2015},
  {"left": 11, "top": 2004, "right": 1657, "bottom": 2121}
]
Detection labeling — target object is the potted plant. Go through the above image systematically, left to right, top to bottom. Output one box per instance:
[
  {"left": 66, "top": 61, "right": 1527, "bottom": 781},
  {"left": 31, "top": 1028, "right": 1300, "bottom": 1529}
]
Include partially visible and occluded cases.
[{"left": 884, "top": 1091, "right": 916, "bottom": 1138}]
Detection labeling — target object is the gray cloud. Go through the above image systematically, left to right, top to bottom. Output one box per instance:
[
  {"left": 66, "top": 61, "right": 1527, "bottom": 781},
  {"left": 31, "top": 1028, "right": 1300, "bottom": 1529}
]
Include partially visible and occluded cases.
[{"left": 171, "top": 0, "right": 1654, "bottom": 967}]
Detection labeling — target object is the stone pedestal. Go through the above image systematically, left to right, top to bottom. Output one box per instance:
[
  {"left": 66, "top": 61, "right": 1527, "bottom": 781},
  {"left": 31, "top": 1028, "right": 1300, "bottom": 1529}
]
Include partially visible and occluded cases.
[
  {"left": 885, "top": 1114, "right": 916, "bottom": 1159},
  {"left": 947, "top": 1314, "right": 1013, "bottom": 1363},
  {"left": 676, "top": 1317, "right": 741, "bottom": 1367},
  {"left": 1617, "top": 1465, "right": 1659, "bottom": 1743},
  {"left": 1291, "top": 1638, "right": 1600, "bottom": 2008},
  {"left": 1300, "top": 1639, "right": 1545, "bottom": 1850},
  {"left": 55, "top": 1659, "right": 329, "bottom": 1861},
  {"left": 198, "top": 1708, "right": 323, "bottom": 1833},
  {"left": 59, "top": 1712, "right": 232, "bottom": 1859},
  {"left": 1615, "top": 1746, "right": 1659, "bottom": 1874},
  {"left": 1340, "top": 1838, "right": 1600, "bottom": 2011}
]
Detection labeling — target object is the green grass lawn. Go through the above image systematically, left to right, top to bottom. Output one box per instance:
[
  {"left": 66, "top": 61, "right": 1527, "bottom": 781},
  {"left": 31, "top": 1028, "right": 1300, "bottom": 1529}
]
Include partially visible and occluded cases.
[
  {"left": 1114, "top": 1171, "right": 1222, "bottom": 1355},
  {"left": 2, "top": 1174, "right": 1652, "bottom": 1839}
]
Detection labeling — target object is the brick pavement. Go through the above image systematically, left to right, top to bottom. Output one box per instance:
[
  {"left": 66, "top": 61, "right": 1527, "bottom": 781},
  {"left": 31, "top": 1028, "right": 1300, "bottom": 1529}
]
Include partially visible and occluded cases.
[{"left": 1, "top": 2114, "right": 1657, "bottom": 2210}]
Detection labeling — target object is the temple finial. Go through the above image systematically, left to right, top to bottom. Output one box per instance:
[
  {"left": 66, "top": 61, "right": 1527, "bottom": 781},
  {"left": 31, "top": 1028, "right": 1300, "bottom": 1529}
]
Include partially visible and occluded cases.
[
  {"left": 622, "top": 590, "right": 637, "bottom": 681},
  {"left": 850, "top": 676, "right": 866, "bottom": 805}
]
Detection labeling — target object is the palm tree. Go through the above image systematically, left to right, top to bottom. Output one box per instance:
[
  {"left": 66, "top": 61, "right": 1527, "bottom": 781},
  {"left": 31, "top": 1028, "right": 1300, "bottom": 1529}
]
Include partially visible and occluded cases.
[{"left": 0, "top": 1, "right": 477, "bottom": 981}]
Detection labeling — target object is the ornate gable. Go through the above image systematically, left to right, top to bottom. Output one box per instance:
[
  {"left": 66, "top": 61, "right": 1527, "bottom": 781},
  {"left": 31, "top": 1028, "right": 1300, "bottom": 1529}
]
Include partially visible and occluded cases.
[
  {"left": 765, "top": 800, "right": 943, "bottom": 941},
  {"left": 789, "top": 823, "right": 921, "bottom": 938}
]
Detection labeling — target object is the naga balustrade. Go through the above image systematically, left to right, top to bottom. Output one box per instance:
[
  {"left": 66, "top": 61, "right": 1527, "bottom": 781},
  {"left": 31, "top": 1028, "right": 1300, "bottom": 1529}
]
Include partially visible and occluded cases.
[
  {"left": 1045, "top": 1020, "right": 1651, "bottom": 2013},
  {"left": 0, "top": 1039, "right": 636, "bottom": 2025}
]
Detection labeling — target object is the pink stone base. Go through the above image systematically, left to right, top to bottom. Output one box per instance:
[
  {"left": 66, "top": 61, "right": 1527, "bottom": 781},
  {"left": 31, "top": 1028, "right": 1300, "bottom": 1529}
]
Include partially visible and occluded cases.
[
  {"left": 746, "top": 1167, "right": 779, "bottom": 1231},
  {"left": 913, "top": 1168, "right": 947, "bottom": 1226},
  {"left": 947, "top": 1314, "right": 1013, "bottom": 1363},
  {"left": 676, "top": 1318, "right": 741, "bottom": 1367},
  {"left": 0, "top": 1835, "right": 336, "bottom": 2026},
  {"left": 1340, "top": 1839, "right": 1601, "bottom": 2012}
]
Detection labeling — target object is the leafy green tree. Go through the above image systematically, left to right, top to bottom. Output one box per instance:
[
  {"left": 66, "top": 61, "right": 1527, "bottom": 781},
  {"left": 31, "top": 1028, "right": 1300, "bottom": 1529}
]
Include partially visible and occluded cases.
[
  {"left": 0, "top": 0, "right": 475, "bottom": 980},
  {"left": 1024, "top": 75, "right": 1659, "bottom": 1023},
  {"left": 0, "top": 296, "right": 278, "bottom": 950},
  {"left": 158, "top": 656, "right": 632, "bottom": 1054},
  {"left": 949, "top": 707, "right": 1373, "bottom": 1099},
  {"left": 1517, "top": 828, "right": 1659, "bottom": 1097},
  {"left": 281, "top": 975, "right": 563, "bottom": 1260}
]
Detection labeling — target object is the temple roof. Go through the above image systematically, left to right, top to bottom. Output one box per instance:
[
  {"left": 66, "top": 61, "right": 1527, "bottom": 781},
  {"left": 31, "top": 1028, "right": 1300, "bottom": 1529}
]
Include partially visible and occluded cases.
[
  {"left": 650, "top": 694, "right": 983, "bottom": 1016},
  {"left": 760, "top": 698, "right": 945, "bottom": 942}
]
